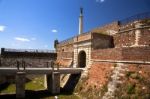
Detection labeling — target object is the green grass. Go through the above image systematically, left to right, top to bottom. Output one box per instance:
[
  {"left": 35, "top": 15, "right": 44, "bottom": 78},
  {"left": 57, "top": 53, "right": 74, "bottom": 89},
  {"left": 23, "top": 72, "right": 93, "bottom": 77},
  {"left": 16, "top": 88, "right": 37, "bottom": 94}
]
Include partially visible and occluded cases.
[
  {"left": 0, "top": 75, "right": 81, "bottom": 99},
  {"left": 0, "top": 76, "right": 45, "bottom": 94},
  {"left": 26, "top": 76, "right": 45, "bottom": 90},
  {"left": 127, "top": 83, "right": 136, "bottom": 94},
  {"left": 0, "top": 84, "right": 16, "bottom": 94}
]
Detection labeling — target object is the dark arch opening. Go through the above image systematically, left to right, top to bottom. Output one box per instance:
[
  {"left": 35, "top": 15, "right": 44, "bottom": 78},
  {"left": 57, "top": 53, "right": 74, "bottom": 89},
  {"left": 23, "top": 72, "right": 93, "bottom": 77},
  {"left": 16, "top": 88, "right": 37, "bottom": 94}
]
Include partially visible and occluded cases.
[{"left": 78, "top": 51, "right": 86, "bottom": 68}]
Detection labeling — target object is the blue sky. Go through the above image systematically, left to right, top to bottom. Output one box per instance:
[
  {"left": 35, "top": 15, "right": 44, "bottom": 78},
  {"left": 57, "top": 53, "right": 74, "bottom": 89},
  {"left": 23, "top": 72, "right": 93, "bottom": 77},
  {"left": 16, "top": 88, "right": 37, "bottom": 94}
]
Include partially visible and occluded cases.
[{"left": 0, "top": 0, "right": 150, "bottom": 50}]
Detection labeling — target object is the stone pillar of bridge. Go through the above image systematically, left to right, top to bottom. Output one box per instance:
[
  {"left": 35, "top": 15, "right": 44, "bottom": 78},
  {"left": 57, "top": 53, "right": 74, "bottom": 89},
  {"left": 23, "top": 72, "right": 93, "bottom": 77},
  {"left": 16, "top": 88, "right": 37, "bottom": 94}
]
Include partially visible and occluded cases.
[
  {"left": 16, "top": 72, "right": 26, "bottom": 99},
  {"left": 47, "top": 72, "right": 60, "bottom": 94},
  {"left": 44, "top": 74, "right": 47, "bottom": 89}
]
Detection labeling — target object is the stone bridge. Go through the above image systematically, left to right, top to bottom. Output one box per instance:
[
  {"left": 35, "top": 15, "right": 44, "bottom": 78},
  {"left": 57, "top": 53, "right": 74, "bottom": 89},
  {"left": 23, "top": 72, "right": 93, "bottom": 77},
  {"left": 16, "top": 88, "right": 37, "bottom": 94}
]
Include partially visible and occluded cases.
[{"left": 0, "top": 63, "right": 83, "bottom": 98}]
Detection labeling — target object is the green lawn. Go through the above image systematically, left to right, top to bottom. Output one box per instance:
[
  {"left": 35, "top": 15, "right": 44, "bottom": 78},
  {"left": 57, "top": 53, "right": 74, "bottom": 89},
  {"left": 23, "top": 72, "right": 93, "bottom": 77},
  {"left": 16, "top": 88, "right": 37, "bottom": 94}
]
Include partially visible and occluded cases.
[
  {"left": 26, "top": 76, "right": 45, "bottom": 90},
  {"left": 0, "top": 84, "right": 16, "bottom": 94}
]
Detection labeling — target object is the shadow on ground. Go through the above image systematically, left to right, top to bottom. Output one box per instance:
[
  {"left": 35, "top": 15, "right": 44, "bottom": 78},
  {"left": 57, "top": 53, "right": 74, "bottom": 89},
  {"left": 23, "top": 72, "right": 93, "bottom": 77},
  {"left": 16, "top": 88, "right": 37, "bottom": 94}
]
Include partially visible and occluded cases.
[
  {"left": 0, "top": 74, "right": 81, "bottom": 98},
  {"left": 0, "top": 82, "right": 10, "bottom": 92},
  {"left": 0, "top": 88, "right": 74, "bottom": 99}
]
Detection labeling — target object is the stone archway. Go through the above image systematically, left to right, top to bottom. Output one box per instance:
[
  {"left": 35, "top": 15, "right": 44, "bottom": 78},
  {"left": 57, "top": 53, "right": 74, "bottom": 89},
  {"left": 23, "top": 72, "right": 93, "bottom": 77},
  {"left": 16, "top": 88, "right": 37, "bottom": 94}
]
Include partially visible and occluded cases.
[{"left": 78, "top": 51, "right": 86, "bottom": 68}]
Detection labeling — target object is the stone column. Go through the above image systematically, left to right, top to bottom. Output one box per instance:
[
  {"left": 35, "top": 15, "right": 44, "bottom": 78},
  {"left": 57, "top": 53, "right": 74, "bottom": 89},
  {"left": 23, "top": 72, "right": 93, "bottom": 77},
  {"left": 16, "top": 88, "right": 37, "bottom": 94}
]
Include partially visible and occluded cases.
[
  {"left": 79, "top": 8, "right": 83, "bottom": 35},
  {"left": 134, "top": 22, "right": 143, "bottom": 46},
  {"left": 16, "top": 72, "right": 26, "bottom": 99},
  {"left": 47, "top": 72, "right": 60, "bottom": 94}
]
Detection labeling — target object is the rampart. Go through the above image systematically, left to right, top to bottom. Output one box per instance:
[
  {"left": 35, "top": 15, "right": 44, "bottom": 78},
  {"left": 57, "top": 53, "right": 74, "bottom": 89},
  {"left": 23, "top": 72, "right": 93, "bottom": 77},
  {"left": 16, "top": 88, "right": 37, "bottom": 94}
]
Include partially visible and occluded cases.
[{"left": 91, "top": 47, "right": 150, "bottom": 62}]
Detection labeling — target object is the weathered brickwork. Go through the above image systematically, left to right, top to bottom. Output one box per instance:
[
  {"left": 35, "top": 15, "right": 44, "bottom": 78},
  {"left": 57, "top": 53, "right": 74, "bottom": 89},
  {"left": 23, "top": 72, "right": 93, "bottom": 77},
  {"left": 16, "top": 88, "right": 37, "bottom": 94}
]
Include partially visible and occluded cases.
[
  {"left": 119, "top": 21, "right": 135, "bottom": 31},
  {"left": 91, "top": 22, "right": 119, "bottom": 35},
  {"left": 114, "top": 25, "right": 150, "bottom": 48},
  {"left": 139, "top": 29, "right": 150, "bottom": 45},
  {"left": 113, "top": 30, "right": 135, "bottom": 47},
  {"left": 74, "top": 33, "right": 91, "bottom": 42},
  {"left": 92, "top": 33, "right": 114, "bottom": 49},
  {"left": 56, "top": 39, "right": 74, "bottom": 67},
  {"left": 57, "top": 44, "right": 73, "bottom": 53},
  {"left": 91, "top": 47, "right": 150, "bottom": 61},
  {"left": 122, "top": 47, "right": 150, "bottom": 61},
  {"left": 91, "top": 48, "right": 122, "bottom": 60},
  {"left": 57, "top": 52, "right": 73, "bottom": 59},
  {"left": 56, "top": 59, "right": 72, "bottom": 67},
  {"left": 75, "top": 62, "right": 115, "bottom": 99},
  {"left": 86, "top": 62, "right": 114, "bottom": 88},
  {"left": 114, "top": 63, "right": 150, "bottom": 99}
]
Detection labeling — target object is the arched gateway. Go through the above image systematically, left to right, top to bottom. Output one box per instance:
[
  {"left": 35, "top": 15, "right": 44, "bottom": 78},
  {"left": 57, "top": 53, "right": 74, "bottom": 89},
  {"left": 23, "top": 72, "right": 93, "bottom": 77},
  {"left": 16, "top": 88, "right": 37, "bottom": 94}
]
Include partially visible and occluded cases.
[{"left": 78, "top": 51, "right": 86, "bottom": 68}]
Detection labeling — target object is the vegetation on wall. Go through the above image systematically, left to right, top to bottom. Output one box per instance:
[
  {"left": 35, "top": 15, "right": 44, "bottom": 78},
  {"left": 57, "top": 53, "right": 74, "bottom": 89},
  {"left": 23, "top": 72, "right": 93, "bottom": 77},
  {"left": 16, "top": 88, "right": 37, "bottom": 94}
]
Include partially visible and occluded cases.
[{"left": 114, "top": 65, "right": 150, "bottom": 99}]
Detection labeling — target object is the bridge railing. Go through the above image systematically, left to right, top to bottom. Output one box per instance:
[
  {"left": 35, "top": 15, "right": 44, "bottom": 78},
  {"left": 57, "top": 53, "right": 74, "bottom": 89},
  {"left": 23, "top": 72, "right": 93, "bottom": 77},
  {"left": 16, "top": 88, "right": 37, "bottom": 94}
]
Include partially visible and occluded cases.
[
  {"left": 119, "top": 12, "right": 150, "bottom": 26},
  {"left": 0, "top": 60, "right": 59, "bottom": 70}
]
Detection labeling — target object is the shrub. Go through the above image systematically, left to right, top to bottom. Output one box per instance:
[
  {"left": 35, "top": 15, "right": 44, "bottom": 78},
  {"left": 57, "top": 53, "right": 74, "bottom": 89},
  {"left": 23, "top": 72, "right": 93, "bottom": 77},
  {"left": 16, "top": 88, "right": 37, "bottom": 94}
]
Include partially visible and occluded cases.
[{"left": 127, "top": 83, "right": 136, "bottom": 94}]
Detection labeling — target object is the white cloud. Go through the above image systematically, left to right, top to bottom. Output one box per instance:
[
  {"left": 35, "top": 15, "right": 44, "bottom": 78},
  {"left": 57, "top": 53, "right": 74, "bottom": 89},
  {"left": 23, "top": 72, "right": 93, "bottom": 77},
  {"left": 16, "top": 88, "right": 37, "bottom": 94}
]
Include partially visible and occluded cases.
[
  {"left": 96, "top": 0, "right": 105, "bottom": 3},
  {"left": 101, "top": 0, "right": 105, "bottom": 2},
  {"left": 0, "top": 25, "right": 6, "bottom": 32},
  {"left": 51, "top": 29, "right": 58, "bottom": 33},
  {"left": 14, "top": 37, "right": 30, "bottom": 42}
]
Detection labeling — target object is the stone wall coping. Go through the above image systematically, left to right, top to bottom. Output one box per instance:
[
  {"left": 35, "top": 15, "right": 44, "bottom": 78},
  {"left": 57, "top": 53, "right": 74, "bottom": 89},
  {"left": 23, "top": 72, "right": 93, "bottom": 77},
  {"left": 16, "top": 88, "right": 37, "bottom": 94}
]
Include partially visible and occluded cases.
[
  {"left": 117, "top": 25, "right": 150, "bottom": 34},
  {"left": 60, "top": 58, "right": 73, "bottom": 60},
  {"left": 91, "top": 59, "right": 150, "bottom": 64}
]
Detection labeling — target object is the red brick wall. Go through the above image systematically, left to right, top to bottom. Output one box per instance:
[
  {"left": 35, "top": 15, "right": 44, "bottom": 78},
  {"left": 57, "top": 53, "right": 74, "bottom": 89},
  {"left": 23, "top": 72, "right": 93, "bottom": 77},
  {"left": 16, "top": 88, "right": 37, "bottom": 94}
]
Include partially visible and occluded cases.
[
  {"left": 91, "top": 22, "right": 119, "bottom": 35},
  {"left": 114, "top": 28, "right": 150, "bottom": 48},
  {"left": 139, "top": 29, "right": 150, "bottom": 45},
  {"left": 113, "top": 30, "right": 135, "bottom": 47},
  {"left": 74, "top": 33, "right": 91, "bottom": 42},
  {"left": 92, "top": 33, "right": 114, "bottom": 49},
  {"left": 57, "top": 41, "right": 74, "bottom": 60},
  {"left": 57, "top": 44, "right": 73, "bottom": 52},
  {"left": 91, "top": 47, "right": 150, "bottom": 61},
  {"left": 122, "top": 47, "right": 150, "bottom": 61},
  {"left": 91, "top": 48, "right": 122, "bottom": 60},
  {"left": 56, "top": 51, "right": 73, "bottom": 67},
  {"left": 57, "top": 52, "right": 73, "bottom": 59},
  {"left": 86, "top": 62, "right": 114, "bottom": 88}
]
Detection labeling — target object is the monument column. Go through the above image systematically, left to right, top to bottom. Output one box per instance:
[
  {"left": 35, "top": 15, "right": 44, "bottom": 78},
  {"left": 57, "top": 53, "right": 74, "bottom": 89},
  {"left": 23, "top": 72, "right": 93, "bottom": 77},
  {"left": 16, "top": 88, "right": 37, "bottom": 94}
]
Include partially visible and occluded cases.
[{"left": 79, "top": 7, "right": 83, "bottom": 35}]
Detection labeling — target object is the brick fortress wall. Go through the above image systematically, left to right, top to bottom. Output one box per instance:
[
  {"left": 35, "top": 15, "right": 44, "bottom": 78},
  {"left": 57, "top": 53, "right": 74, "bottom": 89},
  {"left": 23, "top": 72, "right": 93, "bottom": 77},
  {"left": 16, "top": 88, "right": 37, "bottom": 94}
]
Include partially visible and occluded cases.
[
  {"left": 91, "top": 21, "right": 119, "bottom": 35},
  {"left": 92, "top": 21, "right": 150, "bottom": 62},
  {"left": 114, "top": 21, "right": 150, "bottom": 47},
  {"left": 56, "top": 38, "right": 74, "bottom": 67},
  {"left": 91, "top": 47, "right": 150, "bottom": 62}
]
